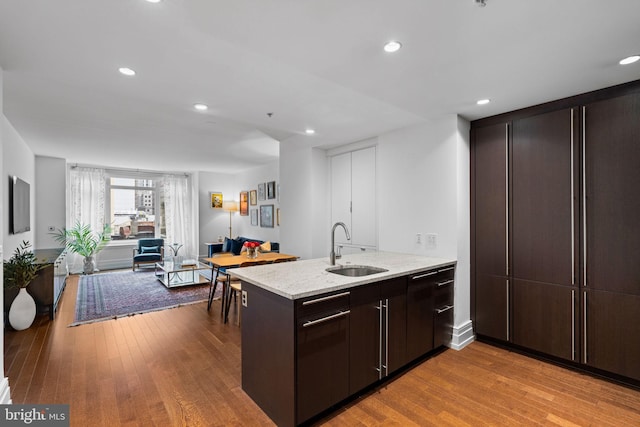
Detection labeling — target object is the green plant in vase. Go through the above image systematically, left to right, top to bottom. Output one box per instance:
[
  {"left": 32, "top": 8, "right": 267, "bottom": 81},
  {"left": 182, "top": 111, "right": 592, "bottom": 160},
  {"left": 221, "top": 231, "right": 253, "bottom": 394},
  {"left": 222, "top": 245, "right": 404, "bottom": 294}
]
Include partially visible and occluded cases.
[
  {"left": 51, "top": 221, "right": 111, "bottom": 274},
  {"left": 3, "top": 241, "right": 46, "bottom": 330}
]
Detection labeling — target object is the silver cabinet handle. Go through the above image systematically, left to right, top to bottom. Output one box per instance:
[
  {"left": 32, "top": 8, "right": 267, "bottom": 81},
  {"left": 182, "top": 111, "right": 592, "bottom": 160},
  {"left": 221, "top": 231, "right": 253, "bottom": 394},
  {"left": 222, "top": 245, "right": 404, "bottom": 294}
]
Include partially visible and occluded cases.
[
  {"left": 582, "top": 106, "right": 587, "bottom": 288},
  {"left": 571, "top": 108, "right": 575, "bottom": 286},
  {"left": 505, "top": 122, "right": 510, "bottom": 276},
  {"left": 438, "top": 266, "right": 455, "bottom": 274},
  {"left": 411, "top": 271, "right": 438, "bottom": 280},
  {"left": 437, "top": 279, "right": 454, "bottom": 287},
  {"left": 506, "top": 279, "right": 510, "bottom": 341},
  {"left": 571, "top": 289, "right": 575, "bottom": 361},
  {"left": 302, "top": 291, "right": 350, "bottom": 306},
  {"left": 384, "top": 298, "right": 389, "bottom": 377},
  {"left": 376, "top": 300, "right": 383, "bottom": 378},
  {"left": 436, "top": 305, "right": 454, "bottom": 314},
  {"left": 302, "top": 310, "right": 350, "bottom": 328}
]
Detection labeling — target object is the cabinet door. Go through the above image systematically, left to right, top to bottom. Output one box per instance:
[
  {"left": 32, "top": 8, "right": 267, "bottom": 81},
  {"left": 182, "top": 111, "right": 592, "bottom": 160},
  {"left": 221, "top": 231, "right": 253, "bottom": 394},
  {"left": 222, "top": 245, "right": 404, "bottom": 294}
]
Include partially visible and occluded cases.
[
  {"left": 584, "top": 93, "right": 640, "bottom": 295},
  {"left": 512, "top": 109, "right": 576, "bottom": 286},
  {"left": 473, "top": 122, "right": 509, "bottom": 340},
  {"left": 351, "top": 147, "right": 376, "bottom": 247},
  {"left": 331, "top": 152, "right": 352, "bottom": 245},
  {"left": 406, "top": 272, "right": 435, "bottom": 361},
  {"left": 383, "top": 277, "right": 407, "bottom": 374},
  {"left": 511, "top": 280, "right": 576, "bottom": 361},
  {"left": 349, "top": 283, "right": 380, "bottom": 394},
  {"left": 585, "top": 289, "right": 640, "bottom": 381},
  {"left": 297, "top": 311, "right": 350, "bottom": 423}
]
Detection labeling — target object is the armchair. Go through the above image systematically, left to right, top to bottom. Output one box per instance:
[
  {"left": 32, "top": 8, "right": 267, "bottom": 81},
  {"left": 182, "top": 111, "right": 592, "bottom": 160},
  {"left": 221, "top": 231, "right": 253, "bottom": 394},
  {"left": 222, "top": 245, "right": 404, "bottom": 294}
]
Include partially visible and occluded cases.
[{"left": 133, "top": 238, "right": 164, "bottom": 271}]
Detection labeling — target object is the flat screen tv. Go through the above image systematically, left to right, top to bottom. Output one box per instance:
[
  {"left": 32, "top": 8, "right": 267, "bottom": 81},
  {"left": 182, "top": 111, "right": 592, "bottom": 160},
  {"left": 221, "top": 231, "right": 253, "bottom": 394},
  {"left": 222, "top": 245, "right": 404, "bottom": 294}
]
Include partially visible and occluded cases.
[{"left": 10, "top": 175, "right": 31, "bottom": 234}]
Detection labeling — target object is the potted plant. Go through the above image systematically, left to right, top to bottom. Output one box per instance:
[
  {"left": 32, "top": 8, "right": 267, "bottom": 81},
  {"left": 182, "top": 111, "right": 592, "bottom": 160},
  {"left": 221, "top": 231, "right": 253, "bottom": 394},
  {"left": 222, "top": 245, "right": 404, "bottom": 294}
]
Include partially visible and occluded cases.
[
  {"left": 51, "top": 221, "right": 111, "bottom": 274},
  {"left": 3, "top": 241, "right": 45, "bottom": 330}
]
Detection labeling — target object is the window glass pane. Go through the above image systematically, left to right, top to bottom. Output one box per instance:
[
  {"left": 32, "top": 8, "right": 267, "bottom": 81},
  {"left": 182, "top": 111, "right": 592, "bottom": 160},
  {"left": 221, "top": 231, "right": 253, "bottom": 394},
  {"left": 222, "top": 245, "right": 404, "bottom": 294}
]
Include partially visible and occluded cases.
[
  {"left": 111, "top": 177, "right": 135, "bottom": 186},
  {"left": 110, "top": 187, "right": 156, "bottom": 240}
]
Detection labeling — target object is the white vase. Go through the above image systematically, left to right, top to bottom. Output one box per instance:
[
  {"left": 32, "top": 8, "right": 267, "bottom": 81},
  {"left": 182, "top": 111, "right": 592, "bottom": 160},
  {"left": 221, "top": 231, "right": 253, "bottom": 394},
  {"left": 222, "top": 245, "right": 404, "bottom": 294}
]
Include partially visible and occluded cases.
[{"left": 9, "top": 288, "right": 37, "bottom": 331}]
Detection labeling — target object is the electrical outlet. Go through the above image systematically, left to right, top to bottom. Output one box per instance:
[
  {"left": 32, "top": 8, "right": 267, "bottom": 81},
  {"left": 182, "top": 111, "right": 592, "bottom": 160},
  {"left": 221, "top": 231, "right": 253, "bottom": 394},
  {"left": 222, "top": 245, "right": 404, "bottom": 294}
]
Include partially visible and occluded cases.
[
  {"left": 416, "top": 233, "right": 422, "bottom": 244},
  {"left": 426, "top": 233, "right": 437, "bottom": 249},
  {"left": 241, "top": 290, "right": 248, "bottom": 307}
]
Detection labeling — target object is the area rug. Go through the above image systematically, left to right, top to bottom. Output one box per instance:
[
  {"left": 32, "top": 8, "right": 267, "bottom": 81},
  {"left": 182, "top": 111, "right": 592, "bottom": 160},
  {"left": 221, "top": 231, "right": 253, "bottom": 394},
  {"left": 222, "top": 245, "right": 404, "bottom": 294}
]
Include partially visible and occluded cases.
[{"left": 71, "top": 269, "right": 220, "bottom": 326}]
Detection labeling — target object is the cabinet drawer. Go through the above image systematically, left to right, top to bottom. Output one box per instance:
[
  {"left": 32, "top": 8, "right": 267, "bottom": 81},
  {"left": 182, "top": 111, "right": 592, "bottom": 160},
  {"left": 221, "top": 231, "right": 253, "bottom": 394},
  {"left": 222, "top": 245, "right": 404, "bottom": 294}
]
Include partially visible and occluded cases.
[{"left": 297, "top": 290, "right": 350, "bottom": 324}]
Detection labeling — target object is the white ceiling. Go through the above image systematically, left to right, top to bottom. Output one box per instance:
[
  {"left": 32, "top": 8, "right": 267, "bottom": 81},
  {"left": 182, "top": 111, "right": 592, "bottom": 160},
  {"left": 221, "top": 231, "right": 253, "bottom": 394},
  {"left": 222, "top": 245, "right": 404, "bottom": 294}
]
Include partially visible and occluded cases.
[{"left": 1, "top": 0, "right": 639, "bottom": 173}]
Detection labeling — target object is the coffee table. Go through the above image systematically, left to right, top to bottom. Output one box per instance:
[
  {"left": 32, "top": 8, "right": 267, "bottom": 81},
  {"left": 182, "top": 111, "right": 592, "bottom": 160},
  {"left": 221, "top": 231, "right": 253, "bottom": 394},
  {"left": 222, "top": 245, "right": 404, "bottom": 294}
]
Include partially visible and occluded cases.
[{"left": 155, "top": 258, "right": 212, "bottom": 288}]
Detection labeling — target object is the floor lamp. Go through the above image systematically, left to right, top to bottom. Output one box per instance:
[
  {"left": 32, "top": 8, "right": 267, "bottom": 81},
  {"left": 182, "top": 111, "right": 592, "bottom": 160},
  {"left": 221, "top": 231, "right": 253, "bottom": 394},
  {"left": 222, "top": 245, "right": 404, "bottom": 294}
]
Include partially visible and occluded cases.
[{"left": 222, "top": 200, "right": 239, "bottom": 239}]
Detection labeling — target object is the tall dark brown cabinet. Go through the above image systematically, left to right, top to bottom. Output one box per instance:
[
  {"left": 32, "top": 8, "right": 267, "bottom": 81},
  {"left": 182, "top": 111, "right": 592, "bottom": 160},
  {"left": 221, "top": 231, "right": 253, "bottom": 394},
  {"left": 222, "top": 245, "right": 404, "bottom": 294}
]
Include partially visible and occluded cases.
[
  {"left": 472, "top": 80, "right": 640, "bottom": 385},
  {"left": 582, "top": 92, "right": 640, "bottom": 380}
]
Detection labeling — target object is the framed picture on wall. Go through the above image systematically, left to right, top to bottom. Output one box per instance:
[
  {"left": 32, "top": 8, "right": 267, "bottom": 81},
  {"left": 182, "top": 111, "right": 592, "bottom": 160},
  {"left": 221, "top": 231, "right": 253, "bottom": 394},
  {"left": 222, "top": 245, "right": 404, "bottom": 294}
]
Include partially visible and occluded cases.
[
  {"left": 267, "top": 181, "right": 276, "bottom": 199},
  {"left": 258, "top": 183, "right": 266, "bottom": 201},
  {"left": 250, "top": 190, "right": 257, "bottom": 205},
  {"left": 239, "top": 191, "right": 249, "bottom": 216},
  {"left": 210, "top": 192, "right": 223, "bottom": 209},
  {"left": 260, "top": 204, "right": 274, "bottom": 228},
  {"left": 250, "top": 209, "right": 258, "bottom": 226}
]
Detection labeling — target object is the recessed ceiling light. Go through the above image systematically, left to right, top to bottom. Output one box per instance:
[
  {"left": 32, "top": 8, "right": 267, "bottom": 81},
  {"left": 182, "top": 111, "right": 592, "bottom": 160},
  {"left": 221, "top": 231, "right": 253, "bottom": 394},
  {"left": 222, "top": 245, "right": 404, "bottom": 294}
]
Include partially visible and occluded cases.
[
  {"left": 145, "top": 0, "right": 162, "bottom": 3},
  {"left": 383, "top": 41, "right": 402, "bottom": 53},
  {"left": 619, "top": 55, "right": 640, "bottom": 65},
  {"left": 118, "top": 67, "right": 136, "bottom": 76},
  {"left": 477, "top": 99, "right": 491, "bottom": 105},
  {"left": 194, "top": 103, "right": 208, "bottom": 111},
  {"left": 305, "top": 129, "right": 316, "bottom": 135}
]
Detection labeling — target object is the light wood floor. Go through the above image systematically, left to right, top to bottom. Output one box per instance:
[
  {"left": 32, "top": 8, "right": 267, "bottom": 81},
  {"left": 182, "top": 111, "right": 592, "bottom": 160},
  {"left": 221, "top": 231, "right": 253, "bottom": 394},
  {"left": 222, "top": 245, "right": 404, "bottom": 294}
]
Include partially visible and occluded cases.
[{"left": 5, "top": 275, "right": 640, "bottom": 426}]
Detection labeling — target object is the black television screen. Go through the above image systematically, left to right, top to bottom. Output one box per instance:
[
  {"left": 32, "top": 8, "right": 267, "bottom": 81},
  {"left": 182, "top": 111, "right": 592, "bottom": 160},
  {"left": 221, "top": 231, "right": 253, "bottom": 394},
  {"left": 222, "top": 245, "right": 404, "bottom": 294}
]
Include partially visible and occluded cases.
[{"left": 10, "top": 175, "right": 31, "bottom": 234}]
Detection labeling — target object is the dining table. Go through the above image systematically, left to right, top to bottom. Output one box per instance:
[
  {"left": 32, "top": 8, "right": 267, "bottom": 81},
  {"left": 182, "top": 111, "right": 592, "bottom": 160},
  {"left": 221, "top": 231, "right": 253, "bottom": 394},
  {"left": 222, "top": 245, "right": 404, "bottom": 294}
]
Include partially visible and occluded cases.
[{"left": 203, "top": 252, "right": 299, "bottom": 321}]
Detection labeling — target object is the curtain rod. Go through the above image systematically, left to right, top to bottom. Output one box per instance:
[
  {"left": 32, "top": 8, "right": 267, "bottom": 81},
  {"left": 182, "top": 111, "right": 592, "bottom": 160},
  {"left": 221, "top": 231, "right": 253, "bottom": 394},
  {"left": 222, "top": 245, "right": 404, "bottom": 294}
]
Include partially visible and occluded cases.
[{"left": 70, "top": 163, "right": 190, "bottom": 177}]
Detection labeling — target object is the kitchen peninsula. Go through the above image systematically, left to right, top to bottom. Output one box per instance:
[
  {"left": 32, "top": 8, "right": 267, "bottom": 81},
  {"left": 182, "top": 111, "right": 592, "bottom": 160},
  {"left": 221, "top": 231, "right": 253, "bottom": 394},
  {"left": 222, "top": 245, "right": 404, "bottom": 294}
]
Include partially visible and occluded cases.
[{"left": 229, "top": 251, "right": 456, "bottom": 426}]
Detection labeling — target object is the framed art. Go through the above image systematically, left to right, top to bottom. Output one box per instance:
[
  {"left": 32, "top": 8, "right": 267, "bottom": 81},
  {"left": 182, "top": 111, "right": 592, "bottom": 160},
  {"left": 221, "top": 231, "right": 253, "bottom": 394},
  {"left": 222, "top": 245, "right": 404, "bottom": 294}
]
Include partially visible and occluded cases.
[
  {"left": 267, "top": 181, "right": 276, "bottom": 199},
  {"left": 258, "top": 183, "right": 266, "bottom": 201},
  {"left": 250, "top": 189, "right": 257, "bottom": 205},
  {"left": 239, "top": 191, "right": 249, "bottom": 216},
  {"left": 210, "top": 192, "right": 223, "bottom": 209},
  {"left": 260, "top": 204, "right": 274, "bottom": 228},
  {"left": 250, "top": 209, "right": 258, "bottom": 226}
]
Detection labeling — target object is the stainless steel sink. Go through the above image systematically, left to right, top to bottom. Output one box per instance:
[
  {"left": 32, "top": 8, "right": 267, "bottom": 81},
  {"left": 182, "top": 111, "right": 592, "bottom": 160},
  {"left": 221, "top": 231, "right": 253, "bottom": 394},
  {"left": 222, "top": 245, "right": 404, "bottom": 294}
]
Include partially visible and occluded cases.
[{"left": 326, "top": 265, "right": 389, "bottom": 277}]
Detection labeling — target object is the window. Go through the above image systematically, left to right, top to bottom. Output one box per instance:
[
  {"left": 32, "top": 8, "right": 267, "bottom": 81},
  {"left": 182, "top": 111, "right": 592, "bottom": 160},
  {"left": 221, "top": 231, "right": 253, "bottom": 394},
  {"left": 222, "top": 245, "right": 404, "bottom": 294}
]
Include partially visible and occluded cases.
[{"left": 107, "top": 175, "right": 165, "bottom": 240}]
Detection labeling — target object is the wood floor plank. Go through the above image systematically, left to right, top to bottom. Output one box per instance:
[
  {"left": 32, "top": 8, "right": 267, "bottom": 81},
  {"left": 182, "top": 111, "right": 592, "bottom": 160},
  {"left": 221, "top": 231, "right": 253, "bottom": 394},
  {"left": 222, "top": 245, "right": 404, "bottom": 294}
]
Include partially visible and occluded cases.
[{"left": 5, "top": 273, "right": 640, "bottom": 426}]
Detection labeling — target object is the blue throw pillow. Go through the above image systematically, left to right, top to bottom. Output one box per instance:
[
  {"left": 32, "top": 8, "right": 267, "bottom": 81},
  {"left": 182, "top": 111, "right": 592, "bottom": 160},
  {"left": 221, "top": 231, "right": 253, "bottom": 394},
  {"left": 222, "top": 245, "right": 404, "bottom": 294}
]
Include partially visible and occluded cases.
[
  {"left": 222, "top": 237, "right": 231, "bottom": 253},
  {"left": 230, "top": 238, "right": 244, "bottom": 255},
  {"left": 140, "top": 245, "right": 159, "bottom": 254}
]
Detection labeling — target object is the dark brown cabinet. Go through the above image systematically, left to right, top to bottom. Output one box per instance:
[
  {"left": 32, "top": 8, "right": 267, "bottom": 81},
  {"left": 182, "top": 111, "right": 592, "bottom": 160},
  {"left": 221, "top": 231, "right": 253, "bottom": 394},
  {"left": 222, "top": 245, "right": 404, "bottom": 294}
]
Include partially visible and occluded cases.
[
  {"left": 472, "top": 80, "right": 640, "bottom": 385},
  {"left": 472, "top": 122, "right": 509, "bottom": 341},
  {"left": 241, "top": 262, "right": 456, "bottom": 426},
  {"left": 407, "top": 266, "right": 455, "bottom": 361},
  {"left": 349, "top": 277, "right": 406, "bottom": 394},
  {"left": 297, "top": 291, "right": 350, "bottom": 423}
]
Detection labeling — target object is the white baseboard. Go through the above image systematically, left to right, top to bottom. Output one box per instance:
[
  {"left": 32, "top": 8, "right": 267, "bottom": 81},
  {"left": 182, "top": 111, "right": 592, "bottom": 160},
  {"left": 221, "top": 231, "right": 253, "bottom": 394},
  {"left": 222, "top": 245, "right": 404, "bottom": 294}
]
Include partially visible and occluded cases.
[
  {"left": 449, "top": 320, "right": 475, "bottom": 351},
  {"left": 0, "top": 377, "right": 12, "bottom": 404}
]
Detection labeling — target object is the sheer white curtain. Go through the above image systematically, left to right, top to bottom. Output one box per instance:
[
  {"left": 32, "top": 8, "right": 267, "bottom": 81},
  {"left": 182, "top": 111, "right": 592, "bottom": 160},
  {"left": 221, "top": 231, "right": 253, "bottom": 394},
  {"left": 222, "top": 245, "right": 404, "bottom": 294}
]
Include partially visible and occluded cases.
[
  {"left": 68, "top": 167, "right": 107, "bottom": 272},
  {"left": 162, "top": 174, "right": 197, "bottom": 257}
]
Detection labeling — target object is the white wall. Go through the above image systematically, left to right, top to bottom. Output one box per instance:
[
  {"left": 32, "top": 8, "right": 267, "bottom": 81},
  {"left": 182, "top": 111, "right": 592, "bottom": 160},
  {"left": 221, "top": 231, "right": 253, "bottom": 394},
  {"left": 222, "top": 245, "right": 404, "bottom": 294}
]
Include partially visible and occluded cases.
[
  {"left": 2, "top": 115, "right": 35, "bottom": 255},
  {"left": 279, "top": 137, "right": 329, "bottom": 259},
  {"left": 35, "top": 156, "right": 66, "bottom": 249},
  {"left": 197, "top": 162, "right": 281, "bottom": 257}
]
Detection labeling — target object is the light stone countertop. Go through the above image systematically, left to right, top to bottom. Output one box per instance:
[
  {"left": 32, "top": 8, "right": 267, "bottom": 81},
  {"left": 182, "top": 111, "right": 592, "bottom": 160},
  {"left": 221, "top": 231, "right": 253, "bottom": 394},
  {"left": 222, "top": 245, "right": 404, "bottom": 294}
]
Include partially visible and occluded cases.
[{"left": 227, "top": 251, "right": 456, "bottom": 300}]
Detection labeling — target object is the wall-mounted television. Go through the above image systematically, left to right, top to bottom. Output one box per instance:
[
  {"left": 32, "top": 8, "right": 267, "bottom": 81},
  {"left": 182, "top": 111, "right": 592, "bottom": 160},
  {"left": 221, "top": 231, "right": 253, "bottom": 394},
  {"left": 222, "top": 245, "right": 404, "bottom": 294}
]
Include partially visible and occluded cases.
[{"left": 9, "top": 175, "right": 31, "bottom": 234}]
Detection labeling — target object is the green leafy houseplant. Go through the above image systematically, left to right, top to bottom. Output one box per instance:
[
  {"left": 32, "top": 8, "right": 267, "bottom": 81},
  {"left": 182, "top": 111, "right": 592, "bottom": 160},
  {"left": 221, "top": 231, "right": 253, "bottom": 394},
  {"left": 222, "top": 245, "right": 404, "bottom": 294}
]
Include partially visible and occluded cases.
[
  {"left": 51, "top": 221, "right": 111, "bottom": 274},
  {"left": 3, "top": 241, "right": 45, "bottom": 290}
]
